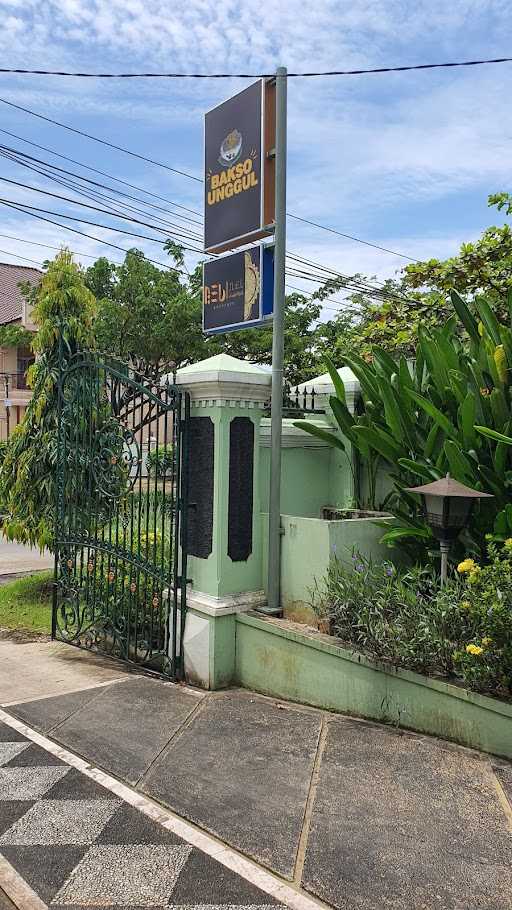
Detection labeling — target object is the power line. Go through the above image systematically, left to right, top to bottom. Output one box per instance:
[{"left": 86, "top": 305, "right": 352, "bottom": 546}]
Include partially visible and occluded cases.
[
  {"left": 0, "top": 57, "right": 510, "bottom": 77},
  {"left": 0, "top": 97, "right": 202, "bottom": 182},
  {"left": 0, "top": 98, "right": 419, "bottom": 262},
  {"left": 0, "top": 127, "right": 202, "bottom": 222},
  {"left": 3, "top": 140, "right": 415, "bottom": 271},
  {"left": 0, "top": 144, "right": 203, "bottom": 240},
  {"left": 0, "top": 164, "right": 413, "bottom": 300},
  {"left": 0, "top": 164, "right": 385, "bottom": 280},
  {"left": 0, "top": 175, "right": 207, "bottom": 251},
  {"left": 0, "top": 195, "right": 208, "bottom": 255},
  {"left": 0, "top": 198, "right": 188, "bottom": 275},
  {"left": 0, "top": 201, "right": 385, "bottom": 308},
  {"left": 288, "top": 214, "right": 417, "bottom": 261},
  {"left": 0, "top": 231, "right": 122, "bottom": 262},
  {"left": 0, "top": 247, "right": 42, "bottom": 267},
  {"left": 286, "top": 251, "right": 413, "bottom": 302},
  {"left": 285, "top": 283, "right": 361, "bottom": 315}
]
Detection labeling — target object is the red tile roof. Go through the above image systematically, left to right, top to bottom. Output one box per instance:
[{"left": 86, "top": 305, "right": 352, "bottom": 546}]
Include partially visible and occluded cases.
[{"left": 0, "top": 261, "right": 42, "bottom": 325}]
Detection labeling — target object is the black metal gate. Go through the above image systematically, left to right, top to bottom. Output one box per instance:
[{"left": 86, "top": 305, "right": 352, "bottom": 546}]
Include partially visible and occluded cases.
[{"left": 52, "top": 349, "right": 189, "bottom": 680}]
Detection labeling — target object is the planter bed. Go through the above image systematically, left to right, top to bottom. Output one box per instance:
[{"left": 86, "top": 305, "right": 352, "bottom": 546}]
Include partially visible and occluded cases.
[{"left": 235, "top": 611, "right": 512, "bottom": 759}]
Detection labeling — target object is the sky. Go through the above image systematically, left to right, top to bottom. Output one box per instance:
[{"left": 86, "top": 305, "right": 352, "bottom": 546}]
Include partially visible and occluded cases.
[{"left": 0, "top": 0, "right": 510, "bottom": 320}]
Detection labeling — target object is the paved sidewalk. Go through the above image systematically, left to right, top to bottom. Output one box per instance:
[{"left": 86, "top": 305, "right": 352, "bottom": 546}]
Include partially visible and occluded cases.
[
  {"left": 0, "top": 541, "right": 53, "bottom": 577},
  {"left": 0, "top": 639, "right": 129, "bottom": 705},
  {"left": 2, "top": 668, "right": 512, "bottom": 909},
  {"left": 0, "top": 715, "right": 293, "bottom": 910}
]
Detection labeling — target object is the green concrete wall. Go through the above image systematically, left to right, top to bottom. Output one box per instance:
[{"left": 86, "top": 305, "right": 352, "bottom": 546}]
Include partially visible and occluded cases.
[
  {"left": 259, "top": 418, "right": 354, "bottom": 519},
  {"left": 259, "top": 443, "right": 331, "bottom": 518},
  {"left": 261, "top": 513, "right": 392, "bottom": 621},
  {"left": 235, "top": 613, "right": 512, "bottom": 759}
]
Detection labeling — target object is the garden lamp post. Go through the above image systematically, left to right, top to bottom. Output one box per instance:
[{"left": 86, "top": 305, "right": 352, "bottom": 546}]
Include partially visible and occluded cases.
[{"left": 405, "top": 474, "right": 493, "bottom": 585}]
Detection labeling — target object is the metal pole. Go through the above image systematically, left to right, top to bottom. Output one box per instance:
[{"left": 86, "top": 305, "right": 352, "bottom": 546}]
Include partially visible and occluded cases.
[
  {"left": 262, "top": 65, "right": 287, "bottom": 616},
  {"left": 440, "top": 540, "right": 450, "bottom": 586}
]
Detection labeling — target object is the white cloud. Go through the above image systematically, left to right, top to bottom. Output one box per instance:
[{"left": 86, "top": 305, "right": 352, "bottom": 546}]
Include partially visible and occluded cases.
[{"left": 0, "top": 0, "right": 509, "bottom": 294}]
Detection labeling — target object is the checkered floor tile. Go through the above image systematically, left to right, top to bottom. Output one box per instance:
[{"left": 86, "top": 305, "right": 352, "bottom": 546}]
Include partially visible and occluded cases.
[{"left": 0, "top": 721, "right": 286, "bottom": 910}]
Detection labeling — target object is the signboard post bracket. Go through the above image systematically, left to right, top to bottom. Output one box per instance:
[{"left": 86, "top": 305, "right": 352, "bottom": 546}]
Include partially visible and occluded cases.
[{"left": 261, "top": 65, "right": 287, "bottom": 617}]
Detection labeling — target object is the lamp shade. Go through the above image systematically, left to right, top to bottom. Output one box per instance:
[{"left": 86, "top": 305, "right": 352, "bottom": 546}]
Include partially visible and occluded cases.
[{"left": 405, "top": 475, "right": 493, "bottom": 542}]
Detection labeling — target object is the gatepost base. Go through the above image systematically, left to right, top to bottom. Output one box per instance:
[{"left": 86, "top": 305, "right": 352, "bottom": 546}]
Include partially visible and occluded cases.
[{"left": 177, "top": 589, "right": 267, "bottom": 690}]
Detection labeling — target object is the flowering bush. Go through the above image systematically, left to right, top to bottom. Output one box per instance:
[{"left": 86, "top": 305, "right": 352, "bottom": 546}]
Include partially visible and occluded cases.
[
  {"left": 451, "top": 542, "right": 512, "bottom": 694},
  {"left": 320, "top": 545, "right": 512, "bottom": 699}
]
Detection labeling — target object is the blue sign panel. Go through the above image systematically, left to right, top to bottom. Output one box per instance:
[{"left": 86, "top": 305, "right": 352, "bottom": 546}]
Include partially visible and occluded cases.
[{"left": 203, "top": 245, "right": 274, "bottom": 334}]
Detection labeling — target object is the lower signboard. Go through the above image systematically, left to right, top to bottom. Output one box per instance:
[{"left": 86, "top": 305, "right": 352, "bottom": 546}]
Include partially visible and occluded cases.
[{"left": 202, "top": 244, "right": 274, "bottom": 334}]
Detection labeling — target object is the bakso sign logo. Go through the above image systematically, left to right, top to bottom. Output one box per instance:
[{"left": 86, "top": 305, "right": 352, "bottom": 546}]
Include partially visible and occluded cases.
[
  {"left": 204, "top": 80, "right": 275, "bottom": 254},
  {"left": 219, "top": 129, "right": 242, "bottom": 165}
]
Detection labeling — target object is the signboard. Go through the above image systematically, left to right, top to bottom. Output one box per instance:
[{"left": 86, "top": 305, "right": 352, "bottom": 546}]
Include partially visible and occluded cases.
[
  {"left": 204, "top": 80, "right": 275, "bottom": 254},
  {"left": 203, "top": 245, "right": 274, "bottom": 334}
]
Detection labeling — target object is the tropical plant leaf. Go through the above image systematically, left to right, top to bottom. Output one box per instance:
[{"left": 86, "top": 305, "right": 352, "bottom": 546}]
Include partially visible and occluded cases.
[
  {"left": 450, "top": 289, "right": 480, "bottom": 344},
  {"left": 476, "top": 295, "right": 502, "bottom": 346},
  {"left": 372, "top": 346, "right": 398, "bottom": 378},
  {"left": 324, "top": 355, "right": 346, "bottom": 405},
  {"left": 376, "top": 374, "right": 405, "bottom": 445},
  {"left": 405, "top": 388, "right": 458, "bottom": 440},
  {"left": 460, "top": 391, "right": 476, "bottom": 448},
  {"left": 329, "top": 397, "right": 358, "bottom": 446},
  {"left": 294, "top": 420, "right": 345, "bottom": 451},
  {"left": 475, "top": 425, "right": 512, "bottom": 445},
  {"left": 352, "top": 426, "right": 401, "bottom": 464},
  {"left": 443, "top": 440, "right": 475, "bottom": 485},
  {"left": 397, "top": 458, "right": 440, "bottom": 482},
  {"left": 380, "top": 526, "right": 431, "bottom": 544}
]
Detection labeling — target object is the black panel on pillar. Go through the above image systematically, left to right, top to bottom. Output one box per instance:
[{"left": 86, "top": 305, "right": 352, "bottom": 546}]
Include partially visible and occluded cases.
[
  {"left": 187, "top": 417, "right": 214, "bottom": 558},
  {"left": 228, "top": 417, "right": 254, "bottom": 562}
]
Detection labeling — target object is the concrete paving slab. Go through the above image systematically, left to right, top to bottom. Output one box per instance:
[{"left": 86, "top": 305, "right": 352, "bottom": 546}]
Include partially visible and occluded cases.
[
  {"left": 0, "top": 541, "right": 53, "bottom": 576},
  {"left": 0, "top": 639, "right": 128, "bottom": 705},
  {"left": 52, "top": 676, "right": 203, "bottom": 785},
  {"left": 7, "top": 687, "right": 110, "bottom": 733},
  {"left": 141, "top": 690, "right": 321, "bottom": 878},
  {"left": 0, "top": 718, "right": 288, "bottom": 910},
  {"left": 302, "top": 718, "right": 512, "bottom": 910}
]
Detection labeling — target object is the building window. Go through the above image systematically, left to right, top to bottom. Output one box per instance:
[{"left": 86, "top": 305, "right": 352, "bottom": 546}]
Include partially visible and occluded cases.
[{"left": 16, "top": 347, "right": 34, "bottom": 390}]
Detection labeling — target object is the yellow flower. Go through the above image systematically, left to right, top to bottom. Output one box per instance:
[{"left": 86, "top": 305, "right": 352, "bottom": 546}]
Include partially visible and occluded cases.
[
  {"left": 504, "top": 538, "right": 512, "bottom": 550},
  {"left": 457, "top": 558, "right": 476, "bottom": 574},
  {"left": 460, "top": 601, "right": 472, "bottom": 611},
  {"left": 482, "top": 636, "right": 492, "bottom": 648},
  {"left": 466, "top": 644, "right": 484, "bottom": 656}
]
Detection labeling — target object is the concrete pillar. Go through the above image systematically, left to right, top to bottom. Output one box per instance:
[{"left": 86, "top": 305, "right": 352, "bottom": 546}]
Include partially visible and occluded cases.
[{"left": 175, "top": 354, "right": 271, "bottom": 688}]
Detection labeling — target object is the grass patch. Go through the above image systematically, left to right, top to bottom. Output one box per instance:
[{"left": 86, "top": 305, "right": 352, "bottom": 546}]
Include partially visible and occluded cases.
[{"left": 0, "top": 571, "right": 53, "bottom": 634}]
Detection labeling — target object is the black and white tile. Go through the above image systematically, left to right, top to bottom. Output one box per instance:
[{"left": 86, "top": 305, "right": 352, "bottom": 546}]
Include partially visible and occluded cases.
[{"left": 0, "top": 720, "right": 291, "bottom": 910}]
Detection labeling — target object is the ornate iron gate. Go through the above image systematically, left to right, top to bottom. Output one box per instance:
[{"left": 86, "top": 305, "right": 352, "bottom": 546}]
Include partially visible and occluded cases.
[{"left": 52, "top": 349, "right": 190, "bottom": 680}]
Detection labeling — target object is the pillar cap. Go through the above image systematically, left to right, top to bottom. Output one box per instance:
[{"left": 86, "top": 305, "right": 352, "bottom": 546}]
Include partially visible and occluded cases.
[
  {"left": 175, "top": 354, "right": 271, "bottom": 404},
  {"left": 297, "top": 365, "right": 360, "bottom": 398}
]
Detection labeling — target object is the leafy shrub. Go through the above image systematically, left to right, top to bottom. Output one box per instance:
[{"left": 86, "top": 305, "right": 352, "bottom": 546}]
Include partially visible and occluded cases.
[
  {"left": 297, "top": 289, "right": 512, "bottom": 559},
  {"left": 147, "top": 445, "right": 174, "bottom": 479},
  {"left": 320, "top": 545, "right": 512, "bottom": 699}
]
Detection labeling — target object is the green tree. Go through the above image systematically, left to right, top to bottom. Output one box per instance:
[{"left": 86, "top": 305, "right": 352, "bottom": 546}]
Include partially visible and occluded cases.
[
  {"left": 321, "top": 193, "right": 512, "bottom": 359},
  {"left": 87, "top": 246, "right": 208, "bottom": 375},
  {"left": 0, "top": 250, "right": 96, "bottom": 549},
  {"left": 211, "top": 291, "right": 351, "bottom": 385},
  {"left": 211, "top": 291, "right": 321, "bottom": 384},
  {"left": 0, "top": 324, "right": 33, "bottom": 349}
]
